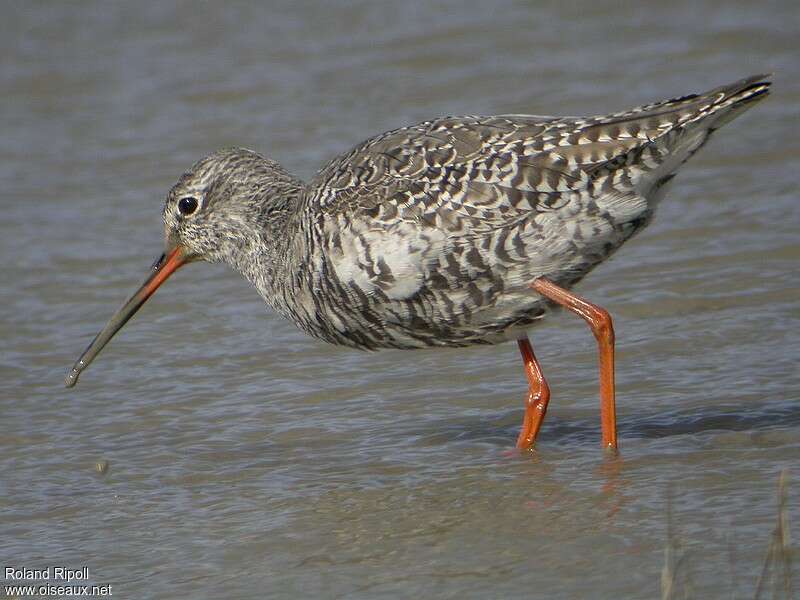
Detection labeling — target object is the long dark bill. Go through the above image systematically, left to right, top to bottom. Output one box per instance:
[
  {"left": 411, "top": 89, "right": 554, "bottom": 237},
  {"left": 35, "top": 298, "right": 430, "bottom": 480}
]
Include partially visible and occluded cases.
[{"left": 64, "top": 246, "right": 186, "bottom": 388}]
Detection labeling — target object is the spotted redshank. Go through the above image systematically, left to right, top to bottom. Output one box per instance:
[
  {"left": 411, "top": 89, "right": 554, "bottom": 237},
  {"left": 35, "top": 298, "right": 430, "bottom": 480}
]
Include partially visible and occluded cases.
[{"left": 65, "top": 75, "right": 771, "bottom": 451}]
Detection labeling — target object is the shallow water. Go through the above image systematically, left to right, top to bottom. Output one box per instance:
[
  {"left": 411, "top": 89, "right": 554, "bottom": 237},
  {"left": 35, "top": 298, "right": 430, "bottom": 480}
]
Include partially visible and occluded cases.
[{"left": 2, "top": 1, "right": 799, "bottom": 598}]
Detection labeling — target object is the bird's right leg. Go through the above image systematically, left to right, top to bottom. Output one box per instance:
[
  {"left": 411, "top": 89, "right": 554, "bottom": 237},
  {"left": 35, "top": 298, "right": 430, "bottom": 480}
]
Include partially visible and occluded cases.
[{"left": 516, "top": 336, "right": 551, "bottom": 450}]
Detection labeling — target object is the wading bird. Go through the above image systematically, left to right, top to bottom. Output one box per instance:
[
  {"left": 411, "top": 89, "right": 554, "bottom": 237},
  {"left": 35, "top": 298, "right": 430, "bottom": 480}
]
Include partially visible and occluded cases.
[{"left": 66, "top": 75, "right": 771, "bottom": 452}]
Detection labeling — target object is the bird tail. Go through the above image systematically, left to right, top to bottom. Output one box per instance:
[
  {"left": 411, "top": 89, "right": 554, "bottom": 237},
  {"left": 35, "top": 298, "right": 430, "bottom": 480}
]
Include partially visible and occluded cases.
[
  {"left": 612, "top": 73, "right": 771, "bottom": 128},
  {"left": 653, "top": 73, "right": 771, "bottom": 132},
  {"left": 588, "top": 74, "right": 772, "bottom": 192}
]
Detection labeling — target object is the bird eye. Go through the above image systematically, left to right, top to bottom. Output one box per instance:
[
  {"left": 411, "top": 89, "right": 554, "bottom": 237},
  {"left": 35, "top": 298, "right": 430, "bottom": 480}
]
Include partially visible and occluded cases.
[{"left": 178, "top": 196, "right": 199, "bottom": 216}]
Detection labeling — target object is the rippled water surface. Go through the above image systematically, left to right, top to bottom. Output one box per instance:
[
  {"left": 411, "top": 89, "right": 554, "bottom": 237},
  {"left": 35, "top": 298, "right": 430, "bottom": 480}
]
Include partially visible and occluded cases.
[{"left": 2, "top": 2, "right": 799, "bottom": 598}]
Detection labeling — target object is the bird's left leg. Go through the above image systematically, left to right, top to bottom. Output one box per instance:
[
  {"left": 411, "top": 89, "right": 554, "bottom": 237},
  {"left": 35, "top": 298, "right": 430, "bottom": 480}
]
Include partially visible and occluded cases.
[
  {"left": 530, "top": 278, "right": 618, "bottom": 450},
  {"left": 516, "top": 336, "right": 551, "bottom": 450}
]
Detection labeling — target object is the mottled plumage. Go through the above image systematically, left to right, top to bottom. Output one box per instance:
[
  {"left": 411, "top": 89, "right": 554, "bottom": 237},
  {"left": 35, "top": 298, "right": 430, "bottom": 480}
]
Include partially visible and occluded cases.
[
  {"left": 66, "top": 75, "right": 771, "bottom": 450},
  {"left": 163, "top": 75, "right": 770, "bottom": 350}
]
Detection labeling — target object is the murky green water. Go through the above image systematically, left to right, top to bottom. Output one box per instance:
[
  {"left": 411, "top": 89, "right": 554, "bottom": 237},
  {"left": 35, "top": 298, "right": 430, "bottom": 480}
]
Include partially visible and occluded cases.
[{"left": 2, "top": 2, "right": 798, "bottom": 598}]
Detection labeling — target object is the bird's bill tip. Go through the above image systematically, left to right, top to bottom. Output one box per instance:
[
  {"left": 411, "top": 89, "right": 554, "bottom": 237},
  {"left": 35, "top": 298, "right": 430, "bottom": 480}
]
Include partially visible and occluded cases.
[{"left": 64, "top": 246, "right": 187, "bottom": 388}]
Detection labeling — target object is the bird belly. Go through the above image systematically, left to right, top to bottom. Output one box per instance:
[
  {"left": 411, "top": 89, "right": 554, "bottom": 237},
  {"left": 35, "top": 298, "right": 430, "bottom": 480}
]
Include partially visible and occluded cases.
[{"left": 305, "top": 188, "right": 656, "bottom": 349}]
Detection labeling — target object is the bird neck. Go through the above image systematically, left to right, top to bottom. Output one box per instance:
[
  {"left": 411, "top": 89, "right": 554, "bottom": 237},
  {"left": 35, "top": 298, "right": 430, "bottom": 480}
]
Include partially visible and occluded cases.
[{"left": 219, "top": 168, "right": 309, "bottom": 316}]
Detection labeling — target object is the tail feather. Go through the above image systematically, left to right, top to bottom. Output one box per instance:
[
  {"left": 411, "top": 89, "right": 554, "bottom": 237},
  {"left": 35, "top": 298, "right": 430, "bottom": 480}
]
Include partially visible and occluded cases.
[
  {"left": 596, "top": 73, "right": 772, "bottom": 128},
  {"left": 698, "top": 73, "right": 772, "bottom": 130},
  {"left": 587, "top": 74, "right": 772, "bottom": 191}
]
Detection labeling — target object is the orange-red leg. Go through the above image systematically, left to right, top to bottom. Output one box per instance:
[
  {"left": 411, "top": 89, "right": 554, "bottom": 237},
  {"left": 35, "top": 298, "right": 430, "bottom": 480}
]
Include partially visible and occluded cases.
[
  {"left": 531, "top": 278, "right": 618, "bottom": 450},
  {"left": 516, "top": 337, "right": 551, "bottom": 450}
]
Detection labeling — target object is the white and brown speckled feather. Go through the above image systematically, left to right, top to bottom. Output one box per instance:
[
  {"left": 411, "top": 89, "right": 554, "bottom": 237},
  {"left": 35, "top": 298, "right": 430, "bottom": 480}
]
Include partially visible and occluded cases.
[{"left": 163, "top": 75, "right": 771, "bottom": 350}]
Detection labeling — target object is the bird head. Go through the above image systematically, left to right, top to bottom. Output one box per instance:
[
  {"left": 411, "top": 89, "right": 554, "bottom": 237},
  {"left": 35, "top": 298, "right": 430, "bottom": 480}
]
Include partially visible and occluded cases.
[
  {"left": 64, "top": 147, "right": 298, "bottom": 388},
  {"left": 162, "top": 147, "right": 282, "bottom": 264}
]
